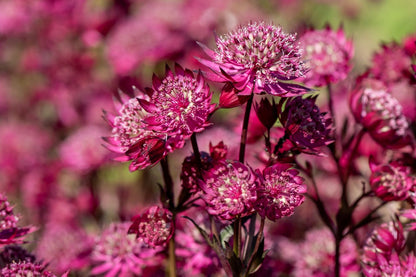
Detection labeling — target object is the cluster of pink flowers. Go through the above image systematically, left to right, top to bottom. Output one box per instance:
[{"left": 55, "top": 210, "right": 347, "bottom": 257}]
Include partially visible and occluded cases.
[{"left": 1, "top": 0, "right": 416, "bottom": 276}]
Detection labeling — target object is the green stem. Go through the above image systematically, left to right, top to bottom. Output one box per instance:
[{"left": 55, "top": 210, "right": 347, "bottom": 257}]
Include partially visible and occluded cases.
[
  {"left": 191, "top": 133, "right": 202, "bottom": 168},
  {"left": 160, "top": 157, "right": 174, "bottom": 210},
  {"left": 168, "top": 215, "right": 177, "bottom": 277}
]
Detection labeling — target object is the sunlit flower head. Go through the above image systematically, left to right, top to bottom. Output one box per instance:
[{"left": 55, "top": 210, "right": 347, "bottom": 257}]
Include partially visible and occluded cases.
[
  {"left": 198, "top": 21, "right": 310, "bottom": 97},
  {"left": 299, "top": 25, "right": 354, "bottom": 87},
  {"left": 104, "top": 64, "right": 214, "bottom": 171},
  {"left": 139, "top": 64, "right": 215, "bottom": 142},
  {"left": 350, "top": 79, "right": 411, "bottom": 149},
  {"left": 200, "top": 160, "right": 258, "bottom": 221},
  {"left": 255, "top": 163, "right": 306, "bottom": 221},
  {"left": 128, "top": 206, "right": 174, "bottom": 248},
  {"left": 91, "top": 222, "right": 163, "bottom": 277}
]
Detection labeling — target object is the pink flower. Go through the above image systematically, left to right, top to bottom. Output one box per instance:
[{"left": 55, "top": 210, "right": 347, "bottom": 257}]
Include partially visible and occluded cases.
[
  {"left": 198, "top": 21, "right": 310, "bottom": 97},
  {"left": 298, "top": 25, "right": 354, "bottom": 87},
  {"left": 370, "top": 42, "right": 413, "bottom": 84},
  {"left": 104, "top": 64, "right": 214, "bottom": 171},
  {"left": 139, "top": 64, "right": 215, "bottom": 143},
  {"left": 350, "top": 79, "right": 411, "bottom": 149},
  {"left": 278, "top": 96, "right": 333, "bottom": 153},
  {"left": 58, "top": 125, "right": 109, "bottom": 173},
  {"left": 369, "top": 159, "right": 415, "bottom": 201},
  {"left": 200, "top": 160, "right": 258, "bottom": 221},
  {"left": 255, "top": 163, "right": 306, "bottom": 221},
  {"left": 0, "top": 194, "right": 34, "bottom": 246},
  {"left": 128, "top": 206, "right": 174, "bottom": 247},
  {"left": 362, "top": 221, "right": 406, "bottom": 268},
  {"left": 91, "top": 222, "right": 163, "bottom": 277},
  {"left": 35, "top": 223, "right": 92, "bottom": 274},
  {"left": 281, "top": 228, "right": 359, "bottom": 277},
  {"left": 0, "top": 261, "right": 56, "bottom": 277}
]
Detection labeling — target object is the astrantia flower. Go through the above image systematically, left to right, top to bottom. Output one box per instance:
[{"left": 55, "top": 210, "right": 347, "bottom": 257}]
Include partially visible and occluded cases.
[
  {"left": 198, "top": 21, "right": 310, "bottom": 97},
  {"left": 299, "top": 25, "right": 354, "bottom": 87},
  {"left": 370, "top": 42, "right": 413, "bottom": 84},
  {"left": 104, "top": 64, "right": 214, "bottom": 171},
  {"left": 139, "top": 64, "right": 215, "bottom": 143},
  {"left": 350, "top": 79, "right": 411, "bottom": 148},
  {"left": 104, "top": 87, "right": 168, "bottom": 171},
  {"left": 278, "top": 96, "right": 333, "bottom": 153},
  {"left": 181, "top": 141, "right": 227, "bottom": 193},
  {"left": 369, "top": 159, "right": 415, "bottom": 201},
  {"left": 200, "top": 160, "right": 258, "bottom": 221},
  {"left": 255, "top": 163, "right": 306, "bottom": 221},
  {"left": 0, "top": 194, "right": 34, "bottom": 246},
  {"left": 128, "top": 206, "right": 174, "bottom": 247},
  {"left": 362, "top": 221, "right": 406, "bottom": 268},
  {"left": 362, "top": 221, "right": 410, "bottom": 276},
  {"left": 91, "top": 222, "right": 163, "bottom": 277},
  {"left": 284, "top": 228, "right": 359, "bottom": 277},
  {"left": 0, "top": 245, "right": 36, "bottom": 268},
  {"left": 1, "top": 261, "right": 56, "bottom": 277}
]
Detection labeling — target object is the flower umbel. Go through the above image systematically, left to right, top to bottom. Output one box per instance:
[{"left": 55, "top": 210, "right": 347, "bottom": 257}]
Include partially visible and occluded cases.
[
  {"left": 198, "top": 21, "right": 310, "bottom": 97},
  {"left": 299, "top": 25, "right": 354, "bottom": 87},
  {"left": 200, "top": 160, "right": 258, "bottom": 221},
  {"left": 255, "top": 163, "right": 306, "bottom": 221},
  {"left": 128, "top": 206, "right": 174, "bottom": 247}
]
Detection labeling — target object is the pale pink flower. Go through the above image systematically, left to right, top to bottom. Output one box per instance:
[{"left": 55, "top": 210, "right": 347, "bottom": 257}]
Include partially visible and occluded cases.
[
  {"left": 198, "top": 21, "right": 310, "bottom": 97},
  {"left": 299, "top": 25, "right": 354, "bottom": 87},
  {"left": 350, "top": 79, "right": 411, "bottom": 148},
  {"left": 58, "top": 125, "right": 109, "bottom": 173},
  {"left": 200, "top": 160, "right": 258, "bottom": 221},
  {"left": 255, "top": 163, "right": 306, "bottom": 221},
  {"left": 128, "top": 206, "right": 174, "bottom": 248},
  {"left": 91, "top": 222, "right": 163, "bottom": 277},
  {"left": 35, "top": 223, "right": 92, "bottom": 274},
  {"left": 293, "top": 228, "right": 359, "bottom": 277}
]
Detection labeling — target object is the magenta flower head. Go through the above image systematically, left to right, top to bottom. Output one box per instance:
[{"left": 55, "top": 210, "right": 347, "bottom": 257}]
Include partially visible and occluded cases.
[
  {"left": 198, "top": 21, "right": 311, "bottom": 97},
  {"left": 299, "top": 25, "right": 354, "bottom": 87},
  {"left": 104, "top": 64, "right": 215, "bottom": 171},
  {"left": 139, "top": 64, "right": 216, "bottom": 144},
  {"left": 350, "top": 78, "right": 412, "bottom": 149},
  {"left": 278, "top": 96, "right": 333, "bottom": 153},
  {"left": 369, "top": 159, "right": 415, "bottom": 201},
  {"left": 200, "top": 160, "right": 258, "bottom": 221},
  {"left": 255, "top": 163, "right": 306, "bottom": 221},
  {"left": 0, "top": 194, "right": 34, "bottom": 246},
  {"left": 128, "top": 206, "right": 174, "bottom": 247},
  {"left": 362, "top": 220, "right": 406, "bottom": 268},
  {"left": 91, "top": 222, "right": 163, "bottom": 277},
  {"left": 1, "top": 261, "right": 56, "bottom": 277}
]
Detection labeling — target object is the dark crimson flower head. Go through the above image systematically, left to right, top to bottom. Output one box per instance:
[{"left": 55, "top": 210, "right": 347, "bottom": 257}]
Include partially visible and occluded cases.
[
  {"left": 197, "top": 21, "right": 311, "bottom": 97},
  {"left": 298, "top": 25, "right": 354, "bottom": 87},
  {"left": 350, "top": 78, "right": 412, "bottom": 149},
  {"left": 278, "top": 96, "right": 333, "bottom": 153},
  {"left": 128, "top": 206, "right": 174, "bottom": 247},
  {"left": 1, "top": 261, "right": 56, "bottom": 277}
]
